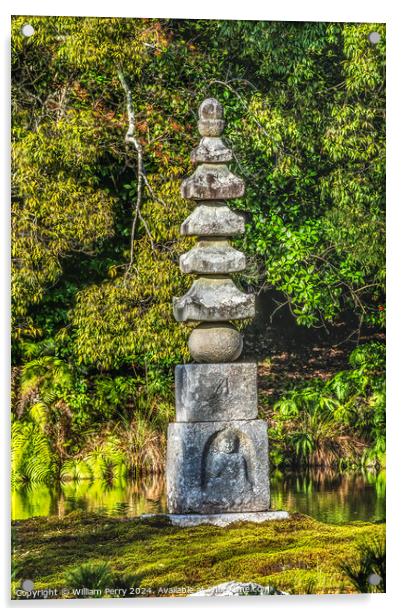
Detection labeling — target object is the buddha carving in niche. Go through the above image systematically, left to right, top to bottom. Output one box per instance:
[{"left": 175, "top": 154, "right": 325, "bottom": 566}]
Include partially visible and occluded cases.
[{"left": 202, "top": 429, "right": 255, "bottom": 507}]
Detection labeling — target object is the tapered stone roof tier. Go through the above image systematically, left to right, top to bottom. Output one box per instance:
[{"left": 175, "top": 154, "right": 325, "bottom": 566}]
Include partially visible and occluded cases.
[
  {"left": 191, "top": 137, "right": 233, "bottom": 164},
  {"left": 181, "top": 164, "right": 245, "bottom": 201},
  {"left": 181, "top": 203, "right": 245, "bottom": 237},
  {"left": 180, "top": 240, "right": 246, "bottom": 274},
  {"left": 173, "top": 277, "right": 255, "bottom": 322}
]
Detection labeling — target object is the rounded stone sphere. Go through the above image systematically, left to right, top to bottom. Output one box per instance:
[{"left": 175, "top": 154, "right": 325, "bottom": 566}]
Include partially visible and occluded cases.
[{"left": 188, "top": 323, "right": 243, "bottom": 363}]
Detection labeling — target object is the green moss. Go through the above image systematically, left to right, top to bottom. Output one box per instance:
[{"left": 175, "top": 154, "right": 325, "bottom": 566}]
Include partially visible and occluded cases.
[{"left": 12, "top": 512, "right": 384, "bottom": 597}]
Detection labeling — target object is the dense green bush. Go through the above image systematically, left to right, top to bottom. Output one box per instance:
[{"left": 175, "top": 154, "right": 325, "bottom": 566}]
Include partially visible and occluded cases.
[
  {"left": 11, "top": 17, "right": 385, "bottom": 481},
  {"left": 270, "top": 342, "right": 385, "bottom": 469}
]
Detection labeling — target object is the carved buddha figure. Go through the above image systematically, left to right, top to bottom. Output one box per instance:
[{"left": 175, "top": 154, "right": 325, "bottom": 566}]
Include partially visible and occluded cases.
[{"left": 202, "top": 429, "right": 253, "bottom": 506}]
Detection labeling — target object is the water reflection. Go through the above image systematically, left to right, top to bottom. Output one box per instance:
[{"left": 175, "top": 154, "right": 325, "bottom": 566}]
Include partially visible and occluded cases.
[
  {"left": 270, "top": 468, "right": 385, "bottom": 524},
  {"left": 12, "top": 469, "right": 385, "bottom": 524},
  {"left": 12, "top": 475, "right": 166, "bottom": 521}
]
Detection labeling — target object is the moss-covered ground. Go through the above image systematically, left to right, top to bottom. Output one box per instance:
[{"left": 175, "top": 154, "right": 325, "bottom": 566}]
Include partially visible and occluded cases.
[{"left": 12, "top": 512, "right": 385, "bottom": 598}]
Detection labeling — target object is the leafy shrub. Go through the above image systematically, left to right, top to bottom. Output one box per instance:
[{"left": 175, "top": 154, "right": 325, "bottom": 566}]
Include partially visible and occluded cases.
[
  {"left": 270, "top": 342, "right": 385, "bottom": 468},
  {"left": 11, "top": 422, "right": 58, "bottom": 485},
  {"left": 340, "top": 536, "right": 385, "bottom": 592},
  {"left": 64, "top": 562, "right": 113, "bottom": 591},
  {"left": 64, "top": 562, "right": 140, "bottom": 596}
]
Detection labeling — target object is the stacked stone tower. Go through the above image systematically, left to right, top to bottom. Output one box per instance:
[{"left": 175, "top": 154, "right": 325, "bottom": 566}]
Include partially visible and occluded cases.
[{"left": 165, "top": 99, "right": 288, "bottom": 525}]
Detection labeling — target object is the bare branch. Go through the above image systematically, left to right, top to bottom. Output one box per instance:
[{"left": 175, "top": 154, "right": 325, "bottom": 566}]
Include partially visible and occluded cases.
[
  {"left": 118, "top": 69, "right": 154, "bottom": 275},
  {"left": 142, "top": 173, "right": 168, "bottom": 209},
  {"left": 270, "top": 298, "right": 290, "bottom": 323}
]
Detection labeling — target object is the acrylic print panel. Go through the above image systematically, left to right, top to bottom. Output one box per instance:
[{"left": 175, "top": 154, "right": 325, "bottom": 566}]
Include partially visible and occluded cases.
[{"left": 11, "top": 15, "right": 385, "bottom": 599}]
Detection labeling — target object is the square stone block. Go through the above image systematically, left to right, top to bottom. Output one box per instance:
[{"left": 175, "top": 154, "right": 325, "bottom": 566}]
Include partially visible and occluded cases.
[
  {"left": 175, "top": 363, "right": 257, "bottom": 422},
  {"left": 167, "top": 420, "right": 270, "bottom": 514}
]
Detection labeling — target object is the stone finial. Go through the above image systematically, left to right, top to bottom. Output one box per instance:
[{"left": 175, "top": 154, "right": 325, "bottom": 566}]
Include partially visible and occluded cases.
[
  {"left": 181, "top": 98, "right": 244, "bottom": 201},
  {"left": 198, "top": 98, "right": 225, "bottom": 136},
  {"left": 199, "top": 98, "right": 224, "bottom": 119}
]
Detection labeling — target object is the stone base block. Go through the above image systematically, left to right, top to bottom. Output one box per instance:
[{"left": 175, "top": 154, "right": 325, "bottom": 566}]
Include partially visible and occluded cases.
[
  {"left": 175, "top": 363, "right": 257, "bottom": 422},
  {"left": 167, "top": 420, "right": 269, "bottom": 514},
  {"left": 141, "top": 511, "right": 289, "bottom": 528}
]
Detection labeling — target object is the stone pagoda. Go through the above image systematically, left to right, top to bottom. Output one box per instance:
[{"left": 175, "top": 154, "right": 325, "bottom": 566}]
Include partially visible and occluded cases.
[{"left": 165, "top": 98, "right": 288, "bottom": 526}]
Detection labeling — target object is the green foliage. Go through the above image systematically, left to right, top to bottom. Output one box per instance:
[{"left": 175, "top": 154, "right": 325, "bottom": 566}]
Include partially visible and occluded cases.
[
  {"left": 11, "top": 17, "right": 385, "bottom": 480},
  {"left": 221, "top": 21, "right": 385, "bottom": 328},
  {"left": 71, "top": 246, "right": 189, "bottom": 368},
  {"left": 12, "top": 336, "right": 173, "bottom": 484},
  {"left": 270, "top": 342, "right": 385, "bottom": 468},
  {"left": 60, "top": 415, "right": 166, "bottom": 481},
  {"left": 11, "top": 422, "right": 57, "bottom": 485},
  {"left": 340, "top": 536, "right": 385, "bottom": 592},
  {"left": 65, "top": 560, "right": 142, "bottom": 596},
  {"left": 65, "top": 562, "right": 113, "bottom": 591}
]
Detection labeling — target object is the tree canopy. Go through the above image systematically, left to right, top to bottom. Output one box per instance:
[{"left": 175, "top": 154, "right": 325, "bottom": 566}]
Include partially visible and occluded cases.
[{"left": 11, "top": 17, "right": 385, "bottom": 482}]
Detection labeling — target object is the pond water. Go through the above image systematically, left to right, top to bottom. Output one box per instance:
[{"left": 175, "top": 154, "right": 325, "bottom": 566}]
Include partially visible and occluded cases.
[{"left": 12, "top": 469, "right": 385, "bottom": 524}]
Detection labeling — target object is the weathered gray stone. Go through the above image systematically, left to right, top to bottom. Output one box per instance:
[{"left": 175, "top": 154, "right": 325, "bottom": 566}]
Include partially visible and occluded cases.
[
  {"left": 164, "top": 98, "right": 286, "bottom": 521},
  {"left": 197, "top": 98, "right": 225, "bottom": 137},
  {"left": 199, "top": 98, "right": 224, "bottom": 120},
  {"left": 198, "top": 119, "right": 225, "bottom": 137},
  {"left": 191, "top": 137, "right": 232, "bottom": 164},
  {"left": 181, "top": 164, "right": 245, "bottom": 200},
  {"left": 181, "top": 203, "right": 245, "bottom": 237},
  {"left": 180, "top": 240, "right": 246, "bottom": 275},
  {"left": 173, "top": 277, "right": 255, "bottom": 322},
  {"left": 188, "top": 323, "right": 243, "bottom": 363},
  {"left": 175, "top": 362, "right": 257, "bottom": 421},
  {"left": 166, "top": 420, "right": 269, "bottom": 513},
  {"left": 141, "top": 511, "right": 289, "bottom": 529},
  {"left": 190, "top": 581, "right": 288, "bottom": 595}
]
